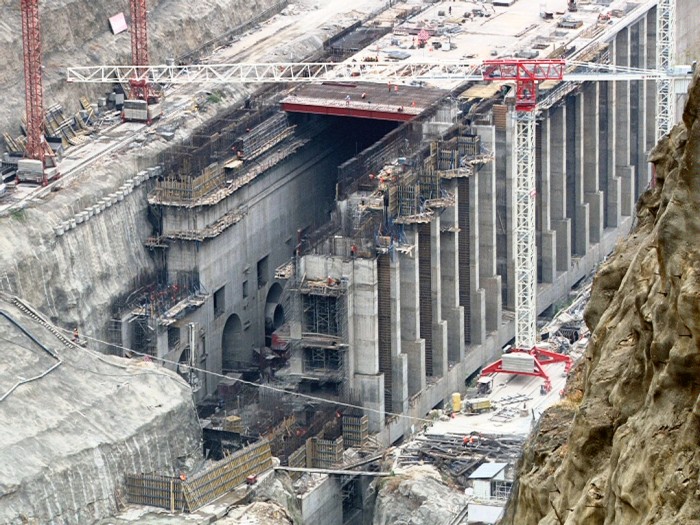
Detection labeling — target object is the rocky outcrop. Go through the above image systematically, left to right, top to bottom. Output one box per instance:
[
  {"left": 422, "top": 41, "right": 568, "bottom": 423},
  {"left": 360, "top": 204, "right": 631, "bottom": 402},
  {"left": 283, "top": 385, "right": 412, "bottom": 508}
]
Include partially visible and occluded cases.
[
  {"left": 502, "top": 72, "right": 700, "bottom": 525},
  {"left": 372, "top": 465, "right": 470, "bottom": 525}
]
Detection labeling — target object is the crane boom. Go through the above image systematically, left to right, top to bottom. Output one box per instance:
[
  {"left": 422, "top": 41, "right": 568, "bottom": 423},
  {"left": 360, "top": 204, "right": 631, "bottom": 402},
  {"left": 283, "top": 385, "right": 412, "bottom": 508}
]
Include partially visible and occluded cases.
[{"left": 66, "top": 60, "right": 678, "bottom": 86}]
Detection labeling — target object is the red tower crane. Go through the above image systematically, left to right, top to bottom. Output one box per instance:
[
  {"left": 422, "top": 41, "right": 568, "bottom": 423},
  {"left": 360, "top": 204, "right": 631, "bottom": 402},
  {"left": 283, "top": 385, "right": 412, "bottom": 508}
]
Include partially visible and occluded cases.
[
  {"left": 19, "top": 0, "right": 54, "bottom": 185},
  {"left": 21, "top": 0, "right": 43, "bottom": 163},
  {"left": 129, "top": 0, "right": 151, "bottom": 100},
  {"left": 479, "top": 59, "right": 573, "bottom": 392}
]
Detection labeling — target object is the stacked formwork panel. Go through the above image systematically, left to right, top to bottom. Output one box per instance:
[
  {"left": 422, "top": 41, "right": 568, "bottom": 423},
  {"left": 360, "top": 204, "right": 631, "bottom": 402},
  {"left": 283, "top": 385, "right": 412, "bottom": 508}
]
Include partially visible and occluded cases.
[
  {"left": 418, "top": 222, "right": 434, "bottom": 376},
  {"left": 376, "top": 254, "right": 393, "bottom": 415},
  {"left": 342, "top": 415, "right": 369, "bottom": 448},
  {"left": 307, "top": 436, "right": 344, "bottom": 469}
]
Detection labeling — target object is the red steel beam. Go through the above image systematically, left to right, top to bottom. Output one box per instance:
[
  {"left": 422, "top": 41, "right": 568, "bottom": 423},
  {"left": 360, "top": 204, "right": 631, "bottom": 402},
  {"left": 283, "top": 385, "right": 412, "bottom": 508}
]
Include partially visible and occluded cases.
[
  {"left": 21, "top": 0, "right": 45, "bottom": 165},
  {"left": 482, "top": 59, "right": 566, "bottom": 111},
  {"left": 281, "top": 102, "right": 414, "bottom": 122}
]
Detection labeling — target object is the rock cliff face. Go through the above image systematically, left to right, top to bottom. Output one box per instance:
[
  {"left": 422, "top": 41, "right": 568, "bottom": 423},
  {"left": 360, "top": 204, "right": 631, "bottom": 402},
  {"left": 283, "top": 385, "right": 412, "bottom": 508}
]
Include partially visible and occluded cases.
[{"left": 502, "top": 72, "right": 700, "bottom": 525}]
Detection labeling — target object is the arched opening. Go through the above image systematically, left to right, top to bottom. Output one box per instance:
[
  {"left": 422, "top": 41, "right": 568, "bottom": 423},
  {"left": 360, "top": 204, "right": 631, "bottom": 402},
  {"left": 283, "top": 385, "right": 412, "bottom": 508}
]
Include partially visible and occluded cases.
[
  {"left": 264, "top": 282, "right": 285, "bottom": 346},
  {"left": 222, "top": 314, "right": 243, "bottom": 371}
]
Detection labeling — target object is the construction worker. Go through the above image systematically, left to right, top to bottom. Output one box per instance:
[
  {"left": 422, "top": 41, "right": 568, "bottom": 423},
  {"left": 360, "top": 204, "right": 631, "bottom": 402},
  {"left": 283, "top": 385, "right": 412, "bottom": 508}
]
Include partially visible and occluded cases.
[
  {"left": 345, "top": 95, "right": 351, "bottom": 107},
  {"left": 351, "top": 244, "right": 357, "bottom": 259},
  {"left": 72, "top": 327, "right": 79, "bottom": 342}
]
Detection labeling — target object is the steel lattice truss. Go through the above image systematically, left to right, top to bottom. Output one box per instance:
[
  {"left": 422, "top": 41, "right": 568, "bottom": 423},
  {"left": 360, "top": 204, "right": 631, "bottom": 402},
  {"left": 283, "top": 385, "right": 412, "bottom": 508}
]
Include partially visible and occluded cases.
[
  {"left": 21, "top": 0, "right": 44, "bottom": 164},
  {"left": 656, "top": 0, "right": 676, "bottom": 140},
  {"left": 66, "top": 60, "right": 676, "bottom": 86},
  {"left": 513, "top": 112, "right": 537, "bottom": 350}
]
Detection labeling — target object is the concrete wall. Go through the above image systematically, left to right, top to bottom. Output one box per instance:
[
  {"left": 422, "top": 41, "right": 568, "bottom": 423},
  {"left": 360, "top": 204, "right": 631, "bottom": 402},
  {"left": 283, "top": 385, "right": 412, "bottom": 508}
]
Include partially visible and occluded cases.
[
  {"left": 676, "top": 0, "right": 700, "bottom": 63},
  {"left": 152, "top": 119, "right": 355, "bottom": 401},
  {"left": 300, "top": 476, "right": 343, "bottom": 525}
]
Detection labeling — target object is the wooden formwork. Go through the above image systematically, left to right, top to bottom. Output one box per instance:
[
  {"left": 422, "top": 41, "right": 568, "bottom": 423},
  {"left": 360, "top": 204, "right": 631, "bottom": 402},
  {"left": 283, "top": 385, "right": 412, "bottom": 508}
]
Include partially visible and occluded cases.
[
  {"left": 154, "top": 162, "right": 225, "bottom": 204},
  {"left": 342, "top": 415, "right": 369, "bottom": 448},
  {"left": 308, "top": 436, "right": 344, "bottom": 469},
  {"left": 126, "top": 440, "right": 273, "bottom": 513},
  {"left": 183, "top": 440, "right": 273, "bottom": 511},
  {"left": 287, "top": 445, "right": 307, "bottom": 480},
  {"left": 125, "top": 474, "right": 186, "bottom": 512}
]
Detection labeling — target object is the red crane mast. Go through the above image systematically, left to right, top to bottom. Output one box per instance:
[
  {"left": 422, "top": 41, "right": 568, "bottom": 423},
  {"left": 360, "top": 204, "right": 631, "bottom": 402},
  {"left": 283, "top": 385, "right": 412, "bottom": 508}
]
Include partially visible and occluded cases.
[
  {"left": 20, "top": 0, "right": 45, "bottom": 166},
  {"left": 129, "top": 0, "right": 151, "bottom": 100}
]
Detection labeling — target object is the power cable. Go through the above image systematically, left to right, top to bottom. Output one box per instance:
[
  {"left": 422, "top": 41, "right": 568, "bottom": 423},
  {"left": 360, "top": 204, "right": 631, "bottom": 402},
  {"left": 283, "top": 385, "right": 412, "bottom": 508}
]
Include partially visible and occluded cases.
[{"left": 52, "top": 325, "right": 436, "bottom": 426}]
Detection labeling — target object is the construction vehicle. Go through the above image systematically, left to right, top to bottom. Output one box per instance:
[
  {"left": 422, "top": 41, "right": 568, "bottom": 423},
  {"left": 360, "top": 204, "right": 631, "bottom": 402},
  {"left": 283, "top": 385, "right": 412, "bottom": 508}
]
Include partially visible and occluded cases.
[
  {"left": 476, "top": 376, "right": 493, "bottom": 395},
  {"left": 463, "top": 397, "right": 492, "bottom": 414}
]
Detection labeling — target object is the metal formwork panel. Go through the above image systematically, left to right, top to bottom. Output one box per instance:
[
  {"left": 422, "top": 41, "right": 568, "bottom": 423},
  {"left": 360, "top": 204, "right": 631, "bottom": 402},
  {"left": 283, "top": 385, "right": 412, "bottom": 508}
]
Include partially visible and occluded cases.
[
  {"left": 457, "top": 178, "right": 471, "bottom": 343},
  {"left": 418, "top": 223, "right": 434, "bottom": 376},
  {"left": 377, "top": 254, "right": 393, "bottom": 413}
]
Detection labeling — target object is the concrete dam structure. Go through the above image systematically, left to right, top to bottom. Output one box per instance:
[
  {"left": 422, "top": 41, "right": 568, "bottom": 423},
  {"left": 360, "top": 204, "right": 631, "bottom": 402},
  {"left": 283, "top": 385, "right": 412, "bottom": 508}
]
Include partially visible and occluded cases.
[
  {"left": 1, "top": 0, "right": 698, "bottom": 521},
  {"left": 103, "top": 0, "right": 668, "bottom": 443}
]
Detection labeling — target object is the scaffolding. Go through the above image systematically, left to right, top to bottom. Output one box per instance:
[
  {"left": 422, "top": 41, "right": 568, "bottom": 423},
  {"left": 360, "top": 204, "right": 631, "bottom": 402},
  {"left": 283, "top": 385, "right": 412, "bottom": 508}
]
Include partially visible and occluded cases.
[
  {"left": 234, "top": 113, "right": 294, "bottom": 160},
  {"left": 292, "top": 276, "right": 350, "bottom": 394}
]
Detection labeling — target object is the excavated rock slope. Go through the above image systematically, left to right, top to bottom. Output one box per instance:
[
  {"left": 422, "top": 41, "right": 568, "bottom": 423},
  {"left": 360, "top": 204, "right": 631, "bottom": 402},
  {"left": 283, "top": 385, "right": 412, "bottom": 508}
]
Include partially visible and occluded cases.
[
  {"left": 0, "top": 0, "right": 271, "bottom": 139},
  {"left": 502, "top": 72, "right": 700, "bottom": 525},
  {"left": 0, "top": 293, "right": 202, "bottom": 525},
  {"left": 372, "top": 465, "right": 470, "bottom": 525}
]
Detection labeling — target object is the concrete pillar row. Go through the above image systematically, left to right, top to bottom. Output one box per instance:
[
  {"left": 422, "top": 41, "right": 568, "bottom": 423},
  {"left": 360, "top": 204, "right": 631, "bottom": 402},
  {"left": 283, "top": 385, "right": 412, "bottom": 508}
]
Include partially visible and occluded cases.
[
  {"left": 614, "top": 26, "right": 636, "bottom": 216},
  {"left": 583, "top": 82, "right": 603, "bottom": 245},
  {"left": 573, "top": 91, "right": 590, "bottom": 257},
  {"left": 549, "top": 104, "right": 571, "bottom": 272},
  {"left": 538, "top": 112, "right": 556, "bottom": 284},
  {"left": 474, "top": 125, "right": 502, "bottom": 333},
  {"left": 467, "top": 172, "right": 486, "bottom": 345},
  {"left": 439, "top": 178, "right": 465, "bottom": 363},
  {"left": 430, "top": 216, "right": 448, "bottom": 379},
  {"left": 398, "top": 226, "right": 425, "bottom": 396},
  {"left": 389, "top": 253, "right": 408, "bottom": 416},
  {"left": 349, "top": 260, "right": 383, "bottom": 432}
]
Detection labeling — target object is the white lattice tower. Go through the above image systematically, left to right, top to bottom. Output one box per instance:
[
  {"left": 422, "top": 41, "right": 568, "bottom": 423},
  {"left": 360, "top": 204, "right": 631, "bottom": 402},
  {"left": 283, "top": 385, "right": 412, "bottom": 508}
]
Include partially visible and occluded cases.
[
  {"left": 656, "top": 0, "right": 676, "bottom": 140},
  {"left": 513, "top": 111, "right": 537, "bottom": 351}
]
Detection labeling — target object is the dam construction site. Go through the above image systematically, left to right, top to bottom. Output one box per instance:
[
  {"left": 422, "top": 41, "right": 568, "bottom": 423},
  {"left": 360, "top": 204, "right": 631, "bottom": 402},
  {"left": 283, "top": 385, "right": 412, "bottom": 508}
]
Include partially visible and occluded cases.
[{"left": 1, "top": 0, "right": 699, "bottom": 524}]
